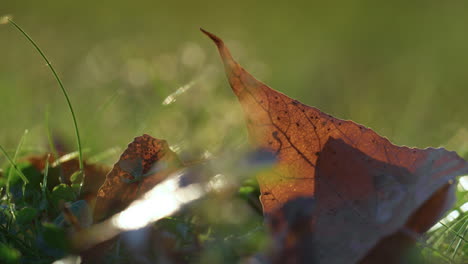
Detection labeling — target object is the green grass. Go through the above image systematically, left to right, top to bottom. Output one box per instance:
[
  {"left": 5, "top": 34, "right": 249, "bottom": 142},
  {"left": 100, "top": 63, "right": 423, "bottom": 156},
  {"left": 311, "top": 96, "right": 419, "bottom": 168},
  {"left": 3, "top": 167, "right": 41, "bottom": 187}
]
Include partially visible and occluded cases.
[
  {"left": 5, "top": 18, "right": 84, "bottom": 193},
  {"left": 0, "top": 132, "right": 29, "bottom": 186},
  {"left": 422, "top": 209, "right": 468, "bottom": 263}
]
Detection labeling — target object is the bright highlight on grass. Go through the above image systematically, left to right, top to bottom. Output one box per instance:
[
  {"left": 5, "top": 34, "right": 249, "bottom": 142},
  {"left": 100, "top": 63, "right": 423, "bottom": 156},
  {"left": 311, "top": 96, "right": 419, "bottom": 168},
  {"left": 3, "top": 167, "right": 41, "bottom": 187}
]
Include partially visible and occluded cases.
[
  {"left": 0, "top": 15, "right": 12, "bottom": 25},
  {"left": 5, "top": 17, "right": 85, "bottom": 190}
]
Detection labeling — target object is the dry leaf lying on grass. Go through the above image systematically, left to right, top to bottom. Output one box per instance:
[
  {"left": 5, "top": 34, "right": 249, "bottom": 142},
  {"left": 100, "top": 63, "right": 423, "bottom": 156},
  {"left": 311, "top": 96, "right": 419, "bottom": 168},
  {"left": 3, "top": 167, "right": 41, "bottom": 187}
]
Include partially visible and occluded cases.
[
  {"left": 202, "top": 29, "right": 468, "bottom": 263},
  {"left": 76, "top": 30, "right": 468, "bottom": 264},
  {"left": 93, "top": 134, "right": 184, "bottom": 222},
  {"left": 79, "top": 135, "right": 187, "bottom": 263}
]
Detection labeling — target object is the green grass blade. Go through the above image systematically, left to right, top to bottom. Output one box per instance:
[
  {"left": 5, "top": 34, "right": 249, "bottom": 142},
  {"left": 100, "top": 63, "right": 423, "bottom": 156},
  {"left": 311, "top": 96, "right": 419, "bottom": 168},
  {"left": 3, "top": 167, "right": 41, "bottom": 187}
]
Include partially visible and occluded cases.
[
  {"left": 6, "top": 18, "right": 84, "bottom": 190},
  {"left": 45, "top": 106, "right": 60, "bottom": 160},
  {"left": 45, "top": 106, "right": 67, "bottom": 183},
  {"left": 5, "top": 129, "right": 29, "bottom": 200},
  {"left": 6, "top": 129, "right": 28, "bottom": 181},
  {"left": 0, "top": 130, "right": 29, "bottom": 222},
  {"left": 0, "top": 145, "right": 29, "bottom": 185},
  {"left": 42, "top": 154, "right": 50, "bottom": 195},
  {"left": 429, "top": 214, "right": 468, "bottom": 246},
  {"left": 440, "top": 217, "right": 468, "bottom": 243},
  {"left": 443, "top": 219, "right": 465, "bottom": 256},
  {"left": 451, "top": 220, "right": 467, "bottom": 260}
]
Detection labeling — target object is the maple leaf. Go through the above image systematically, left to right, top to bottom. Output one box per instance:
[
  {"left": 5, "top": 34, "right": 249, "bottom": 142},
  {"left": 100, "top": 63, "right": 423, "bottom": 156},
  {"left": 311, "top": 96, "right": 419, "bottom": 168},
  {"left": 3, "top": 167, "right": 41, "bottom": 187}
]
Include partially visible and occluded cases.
[
  {"left": 202, "top": 29, "right": 468, "bottom": 263},
  {"left": 93, "top": 134, "right": 183, "bottom": 222}
]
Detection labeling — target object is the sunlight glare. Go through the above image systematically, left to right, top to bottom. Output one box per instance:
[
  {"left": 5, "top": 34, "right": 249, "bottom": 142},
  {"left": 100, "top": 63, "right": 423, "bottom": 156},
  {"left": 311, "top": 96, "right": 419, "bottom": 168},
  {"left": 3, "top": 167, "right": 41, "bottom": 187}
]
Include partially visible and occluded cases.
[
  {"left": 0, "top": 15, "right": 12, "bottom": 25},
  {"left": 162, "top": 81, "right": 196, "bottom": 105},
  {"left": 112, "top": 171, "right": 204, "bottom": 231},
  {"left": 207, "top": 174, "right": 229, "bottom": 191},
  {"left": 458, "top": 175, "right": 468, "bottom": 191},
  {"left": 460, "top": 201, "right": 468, "bottom": 212},
  {"left": 429, "top": 209, "right": 461, "bottom": 232},
  {"left": 444, "top": 210, "right": 460, "bottom": 222},
  {"left": 52, "top": 255, "right": 81, "bottom": 264}
]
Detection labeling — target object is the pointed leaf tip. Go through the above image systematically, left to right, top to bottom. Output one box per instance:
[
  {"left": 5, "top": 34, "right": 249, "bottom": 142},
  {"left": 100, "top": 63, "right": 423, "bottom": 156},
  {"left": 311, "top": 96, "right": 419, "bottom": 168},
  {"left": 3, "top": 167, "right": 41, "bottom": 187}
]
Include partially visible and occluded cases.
[
  {"left": 200, "top": 28, "right": 223, "bottom": 46},
  {"left": 200, "top": 28, "right": 235, "bottom": 63},
  {"left": 201, "top": 29, "right": 250, "bottom": 96},
  {"left": 207, "top": 30, "right": 468, "bottom": 264}
]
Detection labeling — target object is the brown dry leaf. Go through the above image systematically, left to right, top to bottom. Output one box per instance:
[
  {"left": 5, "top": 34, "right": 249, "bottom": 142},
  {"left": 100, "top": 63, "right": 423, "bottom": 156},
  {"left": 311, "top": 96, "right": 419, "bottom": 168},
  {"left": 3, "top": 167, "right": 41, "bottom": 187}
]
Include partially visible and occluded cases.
[
  {"left": 202, "top": 29, "right": 468, "bottom": 263},
  {"left": 93, "top": 134, "right": 183, "bottom": 222},
  {"left": 82, "top": 135, "right": 191, "bottom": 264}
]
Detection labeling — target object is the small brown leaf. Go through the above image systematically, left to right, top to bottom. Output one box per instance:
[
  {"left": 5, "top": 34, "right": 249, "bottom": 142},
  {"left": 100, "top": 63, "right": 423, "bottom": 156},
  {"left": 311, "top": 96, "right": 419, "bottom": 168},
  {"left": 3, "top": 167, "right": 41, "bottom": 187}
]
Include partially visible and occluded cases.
[
  {"left": 202, "top": 29, "right": 468, "bottom": 263},
  {"left": 93, "top": 134, "right": 183, "bottom": 222}
]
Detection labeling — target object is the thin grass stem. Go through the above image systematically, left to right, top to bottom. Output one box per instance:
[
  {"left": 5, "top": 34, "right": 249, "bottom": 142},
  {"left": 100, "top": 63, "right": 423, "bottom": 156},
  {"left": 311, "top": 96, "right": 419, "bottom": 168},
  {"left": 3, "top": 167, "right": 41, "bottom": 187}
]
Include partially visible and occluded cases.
[
  {"left": 7, "top": 18, "right": 84, "bottom": 191},
  {"left": 45, "top": 106, "right": 60, "bottom": 160},
  {"left": 5, "top": 129, "right": 29, "bottom": 196},
  {"left": 0, "top": 145, "right": 29, "bottom": 185},
  {"left": 451, "top": 220, "right": 467, "bottom": 260}
]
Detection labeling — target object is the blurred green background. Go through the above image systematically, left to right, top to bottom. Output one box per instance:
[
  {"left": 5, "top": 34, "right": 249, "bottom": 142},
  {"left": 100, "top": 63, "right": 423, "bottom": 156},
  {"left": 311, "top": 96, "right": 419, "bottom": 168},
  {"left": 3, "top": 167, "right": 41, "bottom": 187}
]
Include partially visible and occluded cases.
[{"left": 1, "top": 0, "right": 467, "bottom": 163}]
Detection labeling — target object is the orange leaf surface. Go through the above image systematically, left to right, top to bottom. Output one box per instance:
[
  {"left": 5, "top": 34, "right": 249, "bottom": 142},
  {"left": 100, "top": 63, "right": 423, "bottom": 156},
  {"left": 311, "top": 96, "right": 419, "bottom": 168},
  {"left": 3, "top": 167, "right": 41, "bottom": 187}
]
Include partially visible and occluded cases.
[
  {"left": 202, "top": 29, "right": 468, "bottom": 263},
  {"left": 93, "top": 134, "right": 183, "bottom": 222}
]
